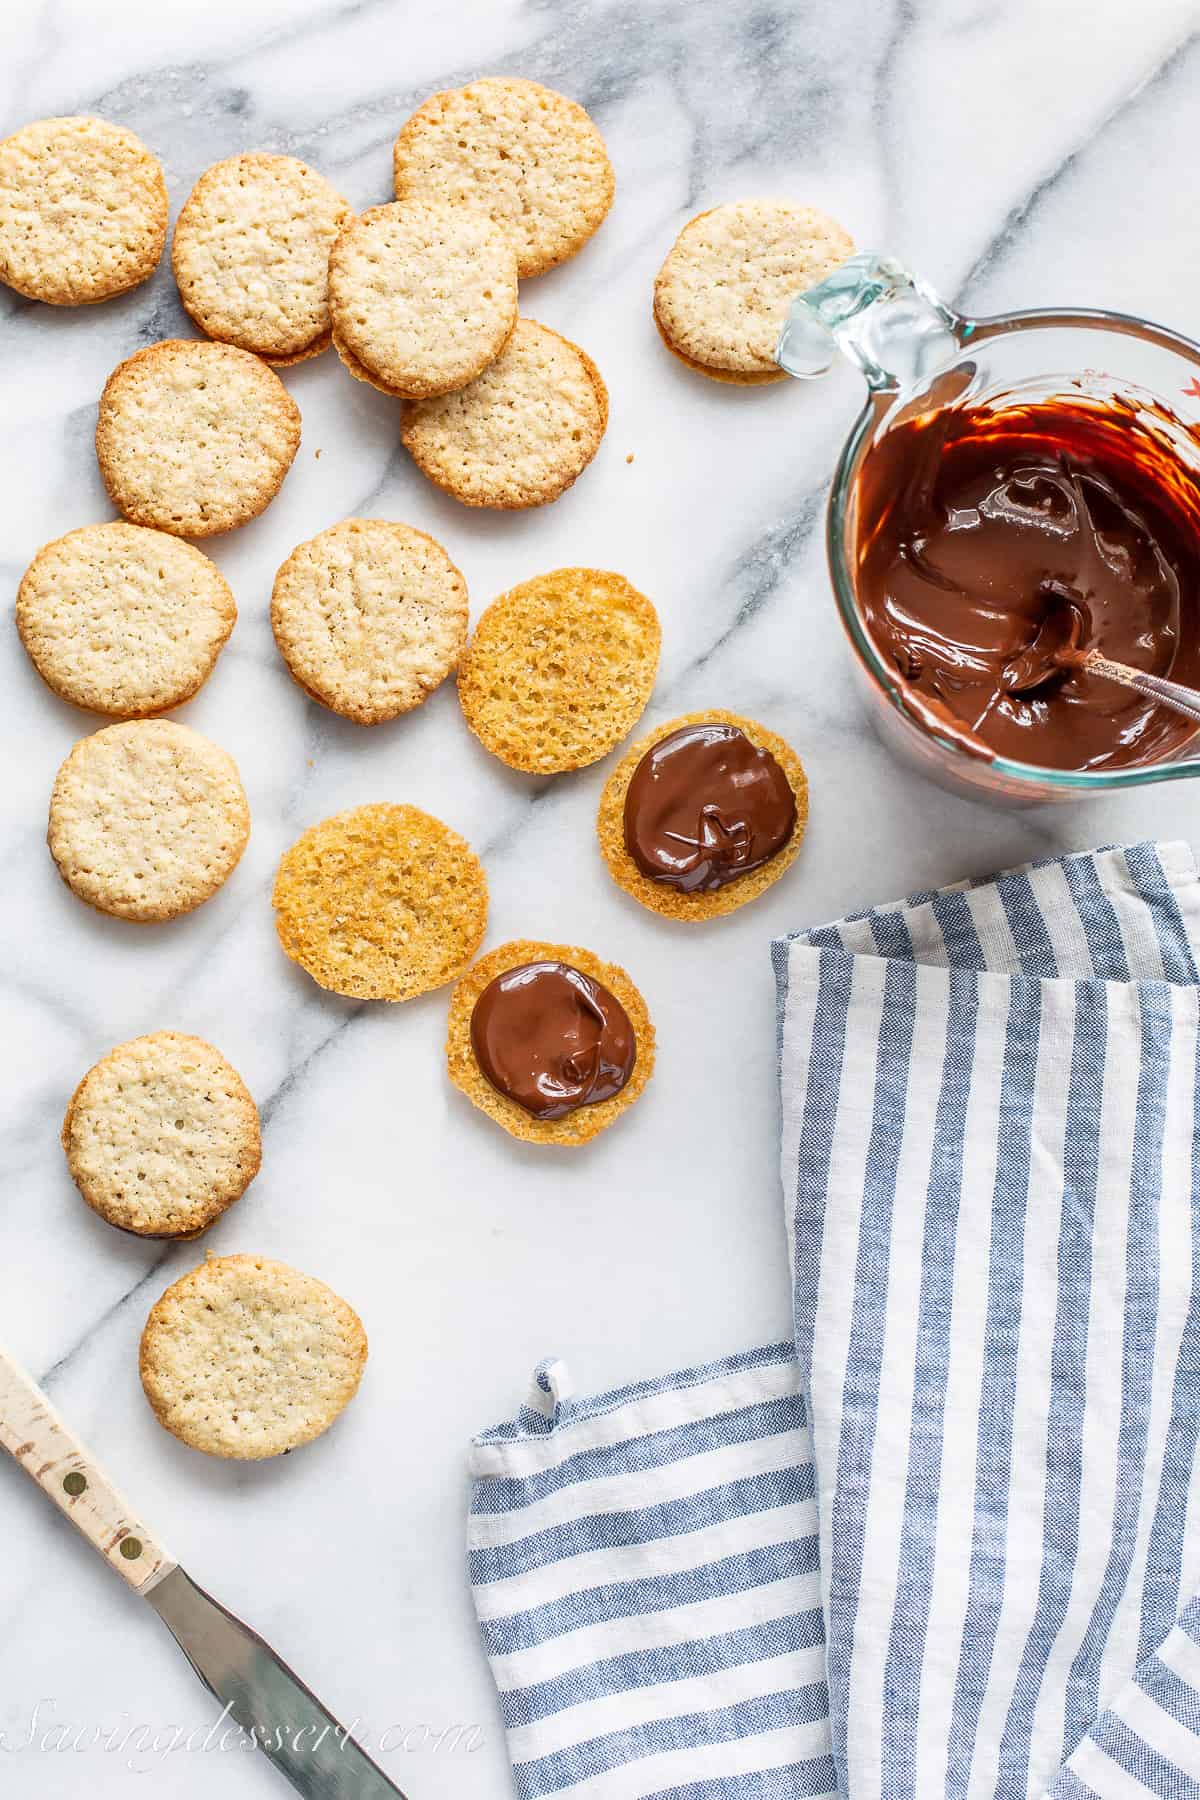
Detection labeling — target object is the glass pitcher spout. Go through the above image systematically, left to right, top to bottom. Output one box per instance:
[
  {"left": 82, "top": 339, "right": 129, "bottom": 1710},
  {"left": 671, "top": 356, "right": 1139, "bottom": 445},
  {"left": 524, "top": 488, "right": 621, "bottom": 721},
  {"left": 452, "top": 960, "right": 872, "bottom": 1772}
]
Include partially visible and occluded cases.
[{"left": 776, "top": 252, "right": 966, "bottom": 392}]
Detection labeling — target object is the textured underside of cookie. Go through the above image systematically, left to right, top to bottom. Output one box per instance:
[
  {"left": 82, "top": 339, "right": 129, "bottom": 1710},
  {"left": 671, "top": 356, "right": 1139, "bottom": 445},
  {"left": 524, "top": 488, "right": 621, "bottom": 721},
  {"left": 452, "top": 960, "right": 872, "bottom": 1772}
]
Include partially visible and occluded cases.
[
  {"left": 393, "top": 77, "right": 613, "bottom": 278},
  {"left": 0, "top": 115, "right": 167, "bottom": 304},
  {"left": 173, "top": 153, "right": 352, "bottom": 358},
  {"left": 329, "top": 200, "right": 518, "bottom": 398},
  {"left": 654, "top": 200, "right": 855, "bottom": 377},
  {"left": 400, "top": 318, "right": 607, "bottom": 508},
  {"left": 96, "top": 339, "right": 301, "bottom": 537},
  {"left": 271, "top": 518, "right": 468, "bottom": 723},
  {"left": 17, "top": 522, "right": 236, "bottom": 716},
  {"left": 458, "top": 568, "right": 660, "bottom": 772},
  {"left": 597, "top": 709, "right": 809, "bottom": 919},
  {"left": 47, "top": 719, "right": 250, "bottom": 921},
  {"left": 272, "top": 803, "right": 488, "bottom": 1000},
  {"left": 446, "top": 939, "right": 655, "bottom": 1145},
  {"left": 63, "top": 1032, "right": 261, "bottom": 1237},
  {"left": 140, "top": 1254, "right": 368, "bottom": 1459}
]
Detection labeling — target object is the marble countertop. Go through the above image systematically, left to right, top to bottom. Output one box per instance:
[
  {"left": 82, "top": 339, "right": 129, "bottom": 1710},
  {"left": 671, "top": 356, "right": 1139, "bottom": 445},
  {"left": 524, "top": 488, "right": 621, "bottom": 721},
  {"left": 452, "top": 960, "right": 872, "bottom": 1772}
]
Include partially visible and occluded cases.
[{"left": 4, "top": 1, "right": 1200, "bottom": 1793}]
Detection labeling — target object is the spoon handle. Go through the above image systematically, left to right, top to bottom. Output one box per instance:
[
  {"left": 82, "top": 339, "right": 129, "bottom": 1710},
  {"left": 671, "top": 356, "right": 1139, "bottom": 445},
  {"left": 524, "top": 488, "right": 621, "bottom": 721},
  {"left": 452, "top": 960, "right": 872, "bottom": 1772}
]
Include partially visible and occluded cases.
[{"left": 1084, "top": 652, "right": 1200, "bottom": 726}]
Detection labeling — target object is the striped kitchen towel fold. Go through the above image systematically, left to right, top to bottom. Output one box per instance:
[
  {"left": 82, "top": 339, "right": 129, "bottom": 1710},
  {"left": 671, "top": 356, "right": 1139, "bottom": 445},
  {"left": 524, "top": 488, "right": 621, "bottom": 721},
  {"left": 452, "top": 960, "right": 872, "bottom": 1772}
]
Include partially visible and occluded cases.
[
  {"left": 471, "top": 841, "right": 1200, "bottom": 1799},
  {"left": 469, "top": 1345, "right": 834, "bottom": 1799}
]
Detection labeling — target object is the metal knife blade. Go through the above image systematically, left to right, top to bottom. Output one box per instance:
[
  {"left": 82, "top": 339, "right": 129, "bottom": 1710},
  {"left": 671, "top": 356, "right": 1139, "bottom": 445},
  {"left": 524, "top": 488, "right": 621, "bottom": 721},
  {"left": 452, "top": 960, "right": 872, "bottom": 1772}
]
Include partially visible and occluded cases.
[{"left": 147, "top": 1566, "right": 409, "bottom": 1799}]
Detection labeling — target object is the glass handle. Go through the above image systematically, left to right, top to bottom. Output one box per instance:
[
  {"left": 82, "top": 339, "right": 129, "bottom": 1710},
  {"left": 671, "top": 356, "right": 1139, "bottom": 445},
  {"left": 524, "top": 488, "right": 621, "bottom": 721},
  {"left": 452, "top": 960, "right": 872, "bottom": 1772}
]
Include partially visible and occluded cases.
[{"left": 775, "top": 252, "right": 967, "bottom": 392}]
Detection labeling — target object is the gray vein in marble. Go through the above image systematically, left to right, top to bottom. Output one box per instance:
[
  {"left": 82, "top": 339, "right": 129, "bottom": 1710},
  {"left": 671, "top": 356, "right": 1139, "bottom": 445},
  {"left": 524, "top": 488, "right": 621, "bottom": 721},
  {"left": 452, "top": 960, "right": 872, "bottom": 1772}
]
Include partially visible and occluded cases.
[
  {"left": 871, "top": 0, "right": 916, "bottom": 232},
  {"left": 45, "top": 1, "right": 885, "bottom": 223},
  {"left": 958, "top": 24, "right": 1200, "bottom": 302},
  {"left": 682, "top": 492, "right": 825, "bottom": 678},
  {"left": 258, "top": 1000, "right": 365, "bottom": 1131},
  {"left": 38, "top": 1246, "right": 177, "bottom": 1393}
]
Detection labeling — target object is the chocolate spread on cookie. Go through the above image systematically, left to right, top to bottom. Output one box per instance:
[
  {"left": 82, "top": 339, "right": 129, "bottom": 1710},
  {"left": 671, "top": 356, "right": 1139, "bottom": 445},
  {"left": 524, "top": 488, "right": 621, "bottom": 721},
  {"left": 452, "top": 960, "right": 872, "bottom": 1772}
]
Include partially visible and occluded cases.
[
  {"left": 856, "top": 392, "right": 1200, "bottom": 770},
  {"left": 623, "top": 722, "right": 796, "bottom": 891},
  {"left": 470, "top": 961, "right": 636, "bottom": 1120}
]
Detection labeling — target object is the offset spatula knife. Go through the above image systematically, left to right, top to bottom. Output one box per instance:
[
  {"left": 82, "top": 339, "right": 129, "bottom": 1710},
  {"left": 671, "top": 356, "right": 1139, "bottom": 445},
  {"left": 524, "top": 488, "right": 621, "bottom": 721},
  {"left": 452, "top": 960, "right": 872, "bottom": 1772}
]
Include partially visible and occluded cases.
[{"left": 0, "top": 1344, "right": 409, "bottom": 1798}]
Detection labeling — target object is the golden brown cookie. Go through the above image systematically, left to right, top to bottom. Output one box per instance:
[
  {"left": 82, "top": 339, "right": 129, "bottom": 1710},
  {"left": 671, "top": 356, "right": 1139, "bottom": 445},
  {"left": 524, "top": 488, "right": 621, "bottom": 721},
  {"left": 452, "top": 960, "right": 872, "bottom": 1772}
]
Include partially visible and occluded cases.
[
  {"left": 393, "top": 77, "right": 613, "bottom": 278},
  {"left": 0, "top": 116, "right": 167, "bottom": 304},
  {"left": 172, "top": 153, "right": 352, "bottom": 361},
  {"left": 328, "top": 201, "right": 518, "bottom": 398},
  {"left": 653, "top": 201, "right": 854, "bottom": 382},
  {"left": 653, "top": 313, "right": 787, "bottom": 387},
  {"left": 401, "top": 319, "right": 607, "bottom": 509},
  {"left": 260, "top": 330, "right": 333, "bottom": 369},
  {"left": 96, "top": 339, "right": 301, "bottom": 537},
  {"left": 271, "top": 518, "right": 468, "bottom": 724},
  {"left": 16, "top": 522, "right": 236, "bottom": 717},
  {"left": 457, "top": 568, "right": 660, "bottom": 772},
  {"left": 597, "top": 710, "right": 808, "bottom": 919},
  {"left": 47, "top": 719, "right": 250, "bottom": 922},
  {"left": 273, "top": 803, "right": 488, "bottom": 1000},
  {"left": 446, "top": 940, "right": 655, "bottom": 1146},
  {"left": 63, "top": 1032, "right": 260, "bottom": 1239},
  {"left": 140, "top": 1254, "right": 368, "bottom": 1459}
]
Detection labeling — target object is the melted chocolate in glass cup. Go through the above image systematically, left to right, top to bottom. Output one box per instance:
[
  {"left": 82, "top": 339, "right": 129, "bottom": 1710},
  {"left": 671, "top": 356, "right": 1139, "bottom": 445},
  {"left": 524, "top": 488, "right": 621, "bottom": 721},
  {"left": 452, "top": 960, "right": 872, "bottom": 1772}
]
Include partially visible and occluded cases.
[{"left": 855, "top": 392, "right": 1200, "bottom": 771}]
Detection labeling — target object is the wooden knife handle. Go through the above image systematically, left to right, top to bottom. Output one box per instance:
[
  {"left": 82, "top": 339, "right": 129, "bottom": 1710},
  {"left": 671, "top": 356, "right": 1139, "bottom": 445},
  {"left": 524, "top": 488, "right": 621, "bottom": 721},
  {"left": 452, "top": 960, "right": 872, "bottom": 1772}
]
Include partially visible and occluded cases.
[{"left": 0, "top": 1344, "right": 175, "bottom": 1593}]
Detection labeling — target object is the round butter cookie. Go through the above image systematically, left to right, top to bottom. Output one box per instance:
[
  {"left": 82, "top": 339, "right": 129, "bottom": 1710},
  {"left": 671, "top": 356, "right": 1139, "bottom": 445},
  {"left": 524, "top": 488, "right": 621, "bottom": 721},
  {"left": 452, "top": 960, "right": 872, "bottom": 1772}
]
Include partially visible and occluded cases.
[
  {"left": 393, "top": 77, "right": 613, "bottom": 278},
  {"left": 0, "top": 115, "right": 167, "bottom": 305},
  {"left": 172, "top": 153, "right": 352, "bottom": 363},
  {"left": 329, "top": 200, "right": 517, "bottom": 398},
  {"left": 654, "top": 201, "right": 854, "bottom": 383},
  {"left": 401, "top": 318, "right": 606, "bottom": 509},
  {"left": 96, "top": 339, "right": 301, "bottom": 537},
  {"left": 271, "top": 518, "right": 468, "bottom": 724},
  {"left": 17, "top": 522, "right": 236, "bottom": 717},
  {"left": 458, "top": 568, "right": 659, "bottom": 772},
  {"left": 597, "top": 710, "right": 808, "bottom": 919},
  {"left": 48, "top": 719, "right": 250, "bottom": 922},
  {"left": 273, "top": 803, "right": 487, "bottom": 1000},
  {"left": 446, "top": 940, "right": 655, "bottom": 1146},
  {"left": 63, "top": 1032, "right": 260, "bottom": 1239},
  {"left": 140, "top": 1255, "right": 367, "bottom": 1459}
]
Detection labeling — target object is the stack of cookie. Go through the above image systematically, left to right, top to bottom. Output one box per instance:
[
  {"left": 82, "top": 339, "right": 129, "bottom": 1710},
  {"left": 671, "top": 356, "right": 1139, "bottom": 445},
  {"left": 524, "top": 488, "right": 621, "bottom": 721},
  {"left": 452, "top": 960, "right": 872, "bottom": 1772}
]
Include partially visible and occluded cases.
[
  {"left": 335, "top": 77, "right": 613, "bottom": 507},
  {"left": 166, "top": 78, "right": 615, "bottom": 512}
]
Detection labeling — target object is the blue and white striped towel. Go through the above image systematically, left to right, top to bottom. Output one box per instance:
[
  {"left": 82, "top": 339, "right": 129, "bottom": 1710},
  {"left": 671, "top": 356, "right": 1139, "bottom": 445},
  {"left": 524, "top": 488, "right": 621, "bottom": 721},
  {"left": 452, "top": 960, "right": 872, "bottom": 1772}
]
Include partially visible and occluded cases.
[{"left": 470, "top": 842, "right": 1200, "bottom": 1798}]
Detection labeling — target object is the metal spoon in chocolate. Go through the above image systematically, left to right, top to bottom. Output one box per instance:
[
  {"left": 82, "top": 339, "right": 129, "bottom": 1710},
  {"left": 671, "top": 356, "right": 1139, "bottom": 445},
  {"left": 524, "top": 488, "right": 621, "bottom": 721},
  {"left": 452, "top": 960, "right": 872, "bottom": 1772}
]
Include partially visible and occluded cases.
[{"left": 1001, "top": 586, "right": 1200, "bottom": 727}]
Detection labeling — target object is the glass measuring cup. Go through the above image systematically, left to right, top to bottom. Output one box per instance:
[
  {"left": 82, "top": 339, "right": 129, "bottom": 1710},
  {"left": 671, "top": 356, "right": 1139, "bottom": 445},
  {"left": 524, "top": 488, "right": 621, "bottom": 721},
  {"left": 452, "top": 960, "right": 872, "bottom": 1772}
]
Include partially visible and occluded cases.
[{"left": 777, "top": 254, "right": 1200, "bottom": 804}]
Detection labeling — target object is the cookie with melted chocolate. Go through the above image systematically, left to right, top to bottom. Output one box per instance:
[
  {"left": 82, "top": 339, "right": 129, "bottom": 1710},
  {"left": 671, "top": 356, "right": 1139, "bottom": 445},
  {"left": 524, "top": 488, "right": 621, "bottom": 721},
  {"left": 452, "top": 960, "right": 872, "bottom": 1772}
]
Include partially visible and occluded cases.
[
  {"left": 597, "top": 710, "right": 808, "bottom": 919},
  {"left": 446, "top": 940, "right": 655, "bottom": 1145}
]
